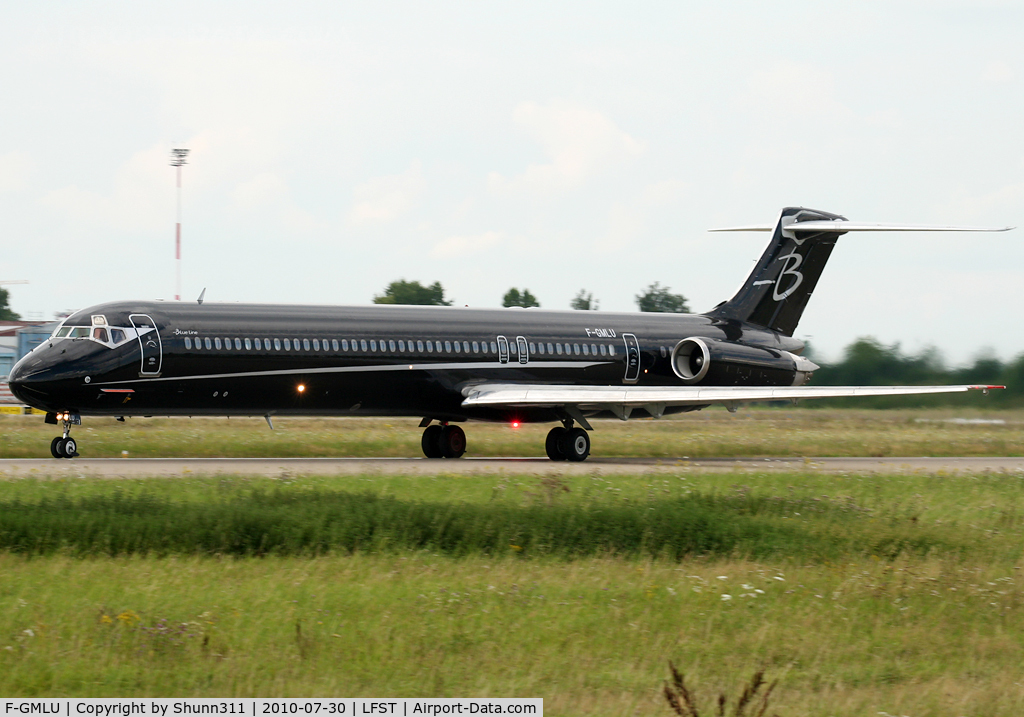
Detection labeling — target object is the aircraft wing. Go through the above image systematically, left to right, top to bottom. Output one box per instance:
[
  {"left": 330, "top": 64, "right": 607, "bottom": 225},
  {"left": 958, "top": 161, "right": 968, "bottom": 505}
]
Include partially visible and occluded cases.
[{"left": 461, "top": 383, "right": 1002, "bottom": 418}]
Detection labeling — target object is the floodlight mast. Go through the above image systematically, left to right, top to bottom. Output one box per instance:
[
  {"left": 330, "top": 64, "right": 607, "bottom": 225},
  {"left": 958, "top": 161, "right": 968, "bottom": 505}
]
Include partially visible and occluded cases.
[{"left": 170, "top": 148, "right": 190, "bottom": 301}]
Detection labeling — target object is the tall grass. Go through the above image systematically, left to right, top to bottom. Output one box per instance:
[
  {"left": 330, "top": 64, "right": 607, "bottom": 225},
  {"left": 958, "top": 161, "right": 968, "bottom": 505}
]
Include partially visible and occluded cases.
[{"left": 0, "top": 486, "right": 970, "bottom": 561}]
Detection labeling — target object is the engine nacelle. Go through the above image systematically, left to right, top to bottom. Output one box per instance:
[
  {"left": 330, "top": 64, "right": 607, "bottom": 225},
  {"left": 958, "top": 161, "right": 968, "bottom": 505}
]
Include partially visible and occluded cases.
[{"left": 670, "top": 337, "right": 818, "bottom": 386}]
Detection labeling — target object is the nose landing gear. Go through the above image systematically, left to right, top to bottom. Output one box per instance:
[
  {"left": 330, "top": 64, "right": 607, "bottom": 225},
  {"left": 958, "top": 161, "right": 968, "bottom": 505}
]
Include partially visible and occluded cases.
[{"left": 48, "top": 412, "right": 80, "bottom": 459}]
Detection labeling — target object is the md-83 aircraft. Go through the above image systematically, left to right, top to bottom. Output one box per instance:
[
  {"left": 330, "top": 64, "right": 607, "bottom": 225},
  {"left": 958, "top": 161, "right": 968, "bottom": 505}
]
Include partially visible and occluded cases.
[{"left": 8, "top": 206, "right": 1012, "bottom": 460}]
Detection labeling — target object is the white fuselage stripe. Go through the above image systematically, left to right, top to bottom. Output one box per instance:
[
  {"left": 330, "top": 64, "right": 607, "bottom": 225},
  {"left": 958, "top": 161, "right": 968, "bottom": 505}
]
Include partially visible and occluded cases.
[{"left": 92, "top": 360, "right": 609, "bottom": 386}]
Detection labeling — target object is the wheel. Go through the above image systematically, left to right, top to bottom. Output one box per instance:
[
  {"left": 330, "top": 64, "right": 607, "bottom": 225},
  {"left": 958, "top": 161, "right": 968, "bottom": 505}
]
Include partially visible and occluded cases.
[
  {"left": 421, "top": 425, "right": 443, "bottom": 458},
  {"left": 440, "top": 425, "right": 466, "bottom": 458},
  {"left": 545, "top": 427, "right": 567, "bottom": 461},
  {"left": 560, "top": 427, "right": 590, "bottom": 462},
  {"left": 50, "top": 437, "right": 65, "bottom": 459},
  {"left": 63, "top": 437, "right": 78, "bottom": 458}
]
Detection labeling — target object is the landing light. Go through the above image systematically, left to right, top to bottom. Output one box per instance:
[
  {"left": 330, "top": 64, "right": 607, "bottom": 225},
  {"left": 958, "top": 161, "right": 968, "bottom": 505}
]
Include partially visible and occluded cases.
[
  {"left": 297, "top": 384, "right": 306, "bottom": 393},
  {"left": 511, "top": 421, "right": 520, "bottom": 429}
]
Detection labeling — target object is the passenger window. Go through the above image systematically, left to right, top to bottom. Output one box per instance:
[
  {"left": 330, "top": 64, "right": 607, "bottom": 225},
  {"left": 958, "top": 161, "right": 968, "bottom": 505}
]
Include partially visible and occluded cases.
[
  {"left": 111, "top": 328, "right": 126, "bottom": 344},
  {"left": 184, "top": 337, "right": 192, "bottom": 350},
  {"left": 205, "top": 337, "right": 213, "bottom": 350},
  {"left": 215, "top": 338, "right": 223, "bottom": 350},
  {"left": 233, "top": 338, "right": 241, "bottom": 350},
  {"left": 244, "top": 338, "right": 252, "bottom": 350},
  {"left": 255, "top": 338, "right": 262, "bottom": 350},
  {"left": 303, "top": 338, "right": 310, "bottom": 351},
  {"left": 283, "top": 339, "right": 291, "bottom": 350},
  {"left": 312, "top": 339, "right": 320, "bottom": 351},
  {"left": 333, "top": 339, "right": 340, "bottom": 351},
  {"left": 341, "top": 339, "right": 349, "bottom": 351},
  {"left": 360, "top": 340, "right": 368, "bottom": 351},
  {"left": 369, "top": 340, "right": 376, "bottom": 351},
  {"left": 389, "top": 340, "right": 396, "bottom": 352},
  {"left": 398, "top": 340, "right": 405, "bottom": 352},
  {"left": 417, "top": 340, "right": 425, "bottom": 352},
  {"left": 426, "top": 341, "right": 433, "bottom": 353},
  {"left": 435, "top": 341, "right": 442, "bottom": 352},
  {"left": 443, "top": 341, "right": 451, "bottom": 352},
  {"left": 453, "top": 341, "right": 460, "bottom": 353},
  {"left": 472, "top": 341, "right": 479, "bottom": 353},
  {"left": 490, "top": 341, "right": 497, "bottom": 353},
  {"left": 529, "top": 342, "right": 536, "bottom": 354},
  {"left": 547, "top": 342, "right": 554, "bottom": 354},
  {"left": 556, "top": 343, "right": 563, "bottom": 355},
  {"left": 564, "top": 343, "right": 571, "bottom": 354},
  {"left": 573, "top": 344, "right": 580, "bottom": 355},
  {"left": 582, "top": 344, "right": 589, "bottom": 355},
  {"left": 591, "top": 344, "right": 597, "bottom": 356},
  {"left": 600, "top": 344, "right": 607, "bottom": 356},
  {"left": 609, "top": 345, "right": 615, "bottom": 356},
  {"left": 660, "top": 346, "right": 668, "bottom": 358}
]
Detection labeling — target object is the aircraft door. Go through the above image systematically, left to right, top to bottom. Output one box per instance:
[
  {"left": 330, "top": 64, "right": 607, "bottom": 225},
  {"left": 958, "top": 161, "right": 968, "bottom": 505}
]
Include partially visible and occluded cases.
[
  {"left": 129, "top": 314, "right": 162, "bottom": 375},
  {"left": 622, "top": 333, "right": 641, "bottom": 384},
  {"left": 497, "top": 336, "right": 509, "bottom": 364},
  {"left": 516, "top": 336, "right": 528, "bottom": 364}
]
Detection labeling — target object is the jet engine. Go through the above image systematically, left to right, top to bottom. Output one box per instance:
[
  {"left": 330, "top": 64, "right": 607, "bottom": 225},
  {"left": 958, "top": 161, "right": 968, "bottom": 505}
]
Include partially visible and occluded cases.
[{"left": 670, "top": 337, "right": 818, "bottom": 386}]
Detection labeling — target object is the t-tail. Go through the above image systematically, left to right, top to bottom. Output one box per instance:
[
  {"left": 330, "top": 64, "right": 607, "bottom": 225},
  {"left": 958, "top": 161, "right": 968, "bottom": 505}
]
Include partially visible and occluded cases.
[{"left": 704, "top": 206, "right": 1013, "bottom": 336}]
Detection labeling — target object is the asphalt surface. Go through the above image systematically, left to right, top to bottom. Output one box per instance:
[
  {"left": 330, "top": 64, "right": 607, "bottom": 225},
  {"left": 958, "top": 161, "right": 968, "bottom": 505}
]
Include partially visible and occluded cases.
[{"left": 1, "top": 456, "right": 1023, "bottom": 477}]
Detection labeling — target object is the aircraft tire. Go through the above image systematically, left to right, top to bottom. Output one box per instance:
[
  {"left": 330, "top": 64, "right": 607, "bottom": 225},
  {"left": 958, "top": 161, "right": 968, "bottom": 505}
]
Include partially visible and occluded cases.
[
  {"left": 421, "top": 425, "right": 444, "bottom": 458},
  {"left": 440, "top": 425, "right": 467, "bottom": 459},
  {"left": 545, "top": 427, "right": 567, "bottom": 461},
  {"left": 561, "top": 427, "right": 590, "bottom": 462},
  {"left": 50, "top": 437, "right": 65, "bottom": 459},
  {"left": 63, "top": 437, "right": 78, "bottom": 458}
]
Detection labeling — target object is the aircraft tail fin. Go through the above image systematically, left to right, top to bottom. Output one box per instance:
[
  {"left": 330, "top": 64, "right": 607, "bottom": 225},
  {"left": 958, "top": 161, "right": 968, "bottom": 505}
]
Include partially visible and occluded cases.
[{"left": 704, "top": 207, "right": 1012, "bottom": 336}]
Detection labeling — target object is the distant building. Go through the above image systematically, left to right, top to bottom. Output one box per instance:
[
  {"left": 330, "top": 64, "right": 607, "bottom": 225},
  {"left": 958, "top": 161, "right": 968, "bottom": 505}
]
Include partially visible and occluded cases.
[{"left": 0, "top": 320, "right": 58, "bottom": 404}]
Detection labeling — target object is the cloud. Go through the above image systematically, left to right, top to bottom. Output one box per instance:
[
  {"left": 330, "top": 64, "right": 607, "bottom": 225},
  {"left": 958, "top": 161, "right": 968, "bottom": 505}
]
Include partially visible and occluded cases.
[
  {"left": 981, "top": 60, "right": 1014, "bottom": 84},
  {"left": 489, "top": 100, "right": 645, "bottom": 194},
  {"left": 39, "top": 143, "right": 168, "bottom": 231},
  {"left": 0, "top": 151, "right": 35, "bottom": 192},
  {"left": 348, "top": 161, "right": 425, "bottom": 224},
  {"left": 229, "top": 172, "right": 321, "bottom": 231},
  {"left": 947, "top": 181, "right": 1024, "bottom": 217},
  {"left": 431, "top": 230, "right": 502, "bottom": 258}
]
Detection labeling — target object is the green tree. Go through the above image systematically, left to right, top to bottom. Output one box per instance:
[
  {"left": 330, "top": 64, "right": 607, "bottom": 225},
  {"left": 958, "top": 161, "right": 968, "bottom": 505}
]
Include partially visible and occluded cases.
[
  {"left": 373, "top": 280, "right": 452, "bottom": 306},
  {"left": 635, "top": 282, "right": 689, "bottom": 313},
  {"left": 0, "top": 288, "right": 20, "bottom": 321},
  {"left": 502, "top": 288, "right": 540, "bottom": 308},
  {"left": 570, "top": 289, "right": 598, "bottom": 310}
]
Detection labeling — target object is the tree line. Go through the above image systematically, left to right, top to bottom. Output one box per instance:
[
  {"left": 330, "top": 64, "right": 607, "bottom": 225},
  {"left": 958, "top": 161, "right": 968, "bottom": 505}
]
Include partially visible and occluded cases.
[
  {"left": 373, "top": 279, "right": 690, "bottom": 312},
  {"left": 809, "top": 337, "right": 1024, "bottom": 408}
]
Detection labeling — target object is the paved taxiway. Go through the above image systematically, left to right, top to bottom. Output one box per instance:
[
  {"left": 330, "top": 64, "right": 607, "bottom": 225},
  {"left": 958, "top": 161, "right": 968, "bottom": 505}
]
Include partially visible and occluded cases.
[{"left": 1, "top": 456, "right": 1023, "bottom": 478}]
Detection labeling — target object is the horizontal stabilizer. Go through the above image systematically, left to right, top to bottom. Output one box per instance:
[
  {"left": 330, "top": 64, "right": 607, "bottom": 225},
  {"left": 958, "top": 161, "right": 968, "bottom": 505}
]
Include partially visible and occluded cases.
[
  {"left": 710, "top": 221, "right": 1014, "bottom": 233},
  {"left": 786, "top": 221, "right": 1015, "bottom": 233},
  {"left": 708, "top": 224, "right": 774, "bottom": 232}
]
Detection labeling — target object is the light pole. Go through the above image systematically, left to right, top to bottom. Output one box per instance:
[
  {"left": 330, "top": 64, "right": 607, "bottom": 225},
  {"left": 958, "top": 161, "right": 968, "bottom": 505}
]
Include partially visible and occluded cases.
[{"left": 170, "top": 148, "right": 190, "bottom": 301}]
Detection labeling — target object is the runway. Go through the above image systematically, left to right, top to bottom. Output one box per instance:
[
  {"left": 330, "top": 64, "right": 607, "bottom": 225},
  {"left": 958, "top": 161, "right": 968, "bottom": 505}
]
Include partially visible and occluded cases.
[{"left": 1, "top": 455, "right": 1023, "bottom": 478}]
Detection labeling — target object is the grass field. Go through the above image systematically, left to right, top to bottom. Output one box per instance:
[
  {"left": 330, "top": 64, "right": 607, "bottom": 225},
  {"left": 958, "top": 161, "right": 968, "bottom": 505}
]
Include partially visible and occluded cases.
[
  {"left": 1, "top": 406, "right": 1023, "bottom": 458},
  {"left": 1, "top": 467, "right": 1024, "bottom": 714}
]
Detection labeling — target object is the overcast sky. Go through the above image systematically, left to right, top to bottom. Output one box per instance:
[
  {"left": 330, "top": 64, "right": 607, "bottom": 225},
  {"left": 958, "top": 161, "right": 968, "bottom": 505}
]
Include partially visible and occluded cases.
[{"left": 2, "top": 1, "right": 1022, "bottom": 364}]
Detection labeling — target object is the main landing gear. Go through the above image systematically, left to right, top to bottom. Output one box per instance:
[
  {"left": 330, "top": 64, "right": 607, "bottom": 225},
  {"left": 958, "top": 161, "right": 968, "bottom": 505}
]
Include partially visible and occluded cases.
[
  {"left": 49, "top": 412, "right": 80, "bottom": 459},
  {"left": 545, "top": 421, "right": 590, "bottom": 462},
  {"left": 421, "top": 422, "right": 467, "bottom": 459}
]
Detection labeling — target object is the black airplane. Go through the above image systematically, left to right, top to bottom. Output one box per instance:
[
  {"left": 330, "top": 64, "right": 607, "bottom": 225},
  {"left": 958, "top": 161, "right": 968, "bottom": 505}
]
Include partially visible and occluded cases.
[{"left": 8, "top": 207, "right": 1012, "bottom": 461}]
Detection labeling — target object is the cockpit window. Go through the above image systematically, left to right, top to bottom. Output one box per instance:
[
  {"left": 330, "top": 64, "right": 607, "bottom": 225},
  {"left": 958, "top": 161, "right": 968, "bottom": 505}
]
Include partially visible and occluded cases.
[
  {"left": 55, "top": 327, "right": 71, "bottom": 338},
  {"left": 69, "top": 327, "right": 91, "bottom": 338},
  {"left": 92, "top": 327, "right": 109, "bottom": 343},
  {"left": 111, "top": 328, "right": 126, "bottom": 344}
]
